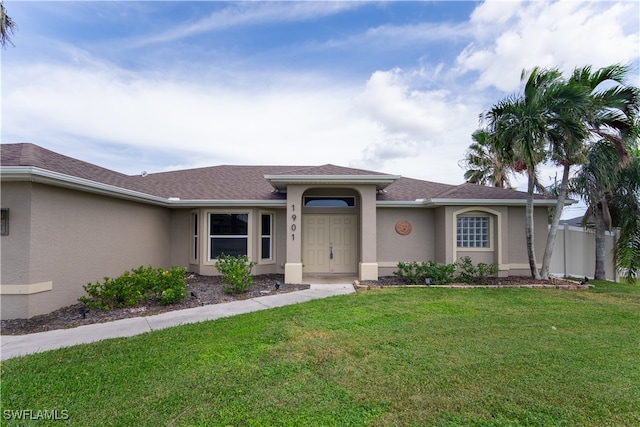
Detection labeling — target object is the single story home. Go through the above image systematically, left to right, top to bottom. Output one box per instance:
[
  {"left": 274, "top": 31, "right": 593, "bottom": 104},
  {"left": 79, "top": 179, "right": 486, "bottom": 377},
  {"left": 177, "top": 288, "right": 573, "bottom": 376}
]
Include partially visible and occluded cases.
[{"left": 1, "top": 143, "right": 558, "bottom": 320}]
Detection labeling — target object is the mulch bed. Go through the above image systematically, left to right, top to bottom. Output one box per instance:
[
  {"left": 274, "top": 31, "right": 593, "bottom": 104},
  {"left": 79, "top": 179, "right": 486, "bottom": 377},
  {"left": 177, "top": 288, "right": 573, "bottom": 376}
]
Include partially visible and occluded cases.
[
  {"left": 0, "top": 274, "right": 309, "bottom": 336},
  {"left": 1, "top": 274, "right": 587, "bottom": 336}
]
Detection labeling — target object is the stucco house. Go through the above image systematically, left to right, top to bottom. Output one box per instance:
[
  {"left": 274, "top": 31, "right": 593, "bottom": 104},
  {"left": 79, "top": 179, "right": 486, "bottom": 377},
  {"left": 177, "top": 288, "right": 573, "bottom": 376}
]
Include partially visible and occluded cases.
[{"left": 1, "top": 143, "right": 557, "bottom": 320}]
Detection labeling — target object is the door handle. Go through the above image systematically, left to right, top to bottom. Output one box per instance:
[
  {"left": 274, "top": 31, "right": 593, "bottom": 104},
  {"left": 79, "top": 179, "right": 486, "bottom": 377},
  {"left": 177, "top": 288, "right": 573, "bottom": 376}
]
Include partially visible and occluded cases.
[{"left": 329, "top": 244, "right": 333, "bottom": 260}]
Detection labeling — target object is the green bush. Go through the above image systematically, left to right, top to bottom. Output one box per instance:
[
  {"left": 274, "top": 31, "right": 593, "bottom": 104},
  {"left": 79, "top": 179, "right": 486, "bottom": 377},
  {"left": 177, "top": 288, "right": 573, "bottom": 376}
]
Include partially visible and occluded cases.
[
  {"left": 214, "top": 253, "right": 257, "bottom": 294},
  {"left": 457, "top": 256, "right": 498, "bottom": 283},
  {"left": 457, "top": 256, "right": 477, "bottom": 283},
  {"left": 394, "top": 258, "right": 498, "bottom": 285},
  {"left": 394, "top": 260, "right": 457, "bottom": 285},
  {"left": 79, "top": 266, "right": 187, "bottom": 310}
]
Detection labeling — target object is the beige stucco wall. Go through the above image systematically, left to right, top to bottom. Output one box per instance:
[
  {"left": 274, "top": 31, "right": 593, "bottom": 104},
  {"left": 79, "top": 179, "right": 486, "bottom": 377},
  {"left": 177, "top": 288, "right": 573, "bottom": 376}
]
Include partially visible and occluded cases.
[
  {"left": 1, "top": 182, "right": 173, "bottom": 319},
  {"left": 1, "top": 182, "right": 33, "bottom": 317},
  {"left": 376, "top": 204, "right": 551, "bottom": 278},
  {"left": 504, "top": 206, "right": 548, "bottom": 275},
  {"left": 377, "top": 207, "right": 435, "bottom": 276},
  {"left": 433, "top": 207, "right": 447, "bottom": 264}
]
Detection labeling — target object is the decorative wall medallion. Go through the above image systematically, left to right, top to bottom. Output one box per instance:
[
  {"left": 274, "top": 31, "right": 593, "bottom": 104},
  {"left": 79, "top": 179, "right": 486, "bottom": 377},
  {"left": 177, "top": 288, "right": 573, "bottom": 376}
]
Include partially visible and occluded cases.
[{"left": 395, "top": 220, "right": 412, "bottom": 236}]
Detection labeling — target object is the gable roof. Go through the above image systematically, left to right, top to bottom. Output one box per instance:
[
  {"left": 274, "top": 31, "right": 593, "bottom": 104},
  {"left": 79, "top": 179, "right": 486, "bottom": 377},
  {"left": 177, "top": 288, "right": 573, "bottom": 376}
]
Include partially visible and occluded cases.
[{"left": 1, "top": 143, "right": 560, "bottom": 207}]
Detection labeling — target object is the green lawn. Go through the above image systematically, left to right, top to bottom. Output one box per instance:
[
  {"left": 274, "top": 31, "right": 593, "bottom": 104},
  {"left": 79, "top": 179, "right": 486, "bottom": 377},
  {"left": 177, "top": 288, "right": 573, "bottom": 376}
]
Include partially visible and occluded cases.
[{"left": 2, "top": 281, "right": 639, "bottom": 426}]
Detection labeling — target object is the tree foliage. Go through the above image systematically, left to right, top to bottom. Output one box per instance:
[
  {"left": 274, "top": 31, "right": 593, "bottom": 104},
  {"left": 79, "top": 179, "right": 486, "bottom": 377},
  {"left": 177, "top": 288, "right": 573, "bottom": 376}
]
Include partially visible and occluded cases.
[
  {"left": 1, "top": 1, "right": 16, "bottom": 49},
  {"left": 464, "top": 64, "right": 639, "bottom": 281},
  {"left": 481, "top": 67, "right": 589, "bottom": 279}
]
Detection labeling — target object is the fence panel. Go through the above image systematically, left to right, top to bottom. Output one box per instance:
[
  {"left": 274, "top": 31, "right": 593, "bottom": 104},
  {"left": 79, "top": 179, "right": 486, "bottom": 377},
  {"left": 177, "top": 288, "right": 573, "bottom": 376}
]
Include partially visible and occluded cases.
[{"left": 550, "top": 224, "right": 617, "bottom": 281}]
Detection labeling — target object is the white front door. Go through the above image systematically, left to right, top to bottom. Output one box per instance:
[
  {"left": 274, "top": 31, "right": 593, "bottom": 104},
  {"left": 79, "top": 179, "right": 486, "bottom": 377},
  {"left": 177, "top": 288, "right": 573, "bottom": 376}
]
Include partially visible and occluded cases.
[{"left": 303, "top": 215, "right": 357, "bottom": 273}]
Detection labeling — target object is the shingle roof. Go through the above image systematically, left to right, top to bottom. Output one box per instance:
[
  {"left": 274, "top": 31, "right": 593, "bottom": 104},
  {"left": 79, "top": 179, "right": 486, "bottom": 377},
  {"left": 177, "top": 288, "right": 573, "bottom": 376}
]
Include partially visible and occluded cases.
[
  {"left": 1, "top": 143, "right": 145, "bottom": 193},
  {"left": 2, "top": 143, "right": 547, "bottom": 203}
]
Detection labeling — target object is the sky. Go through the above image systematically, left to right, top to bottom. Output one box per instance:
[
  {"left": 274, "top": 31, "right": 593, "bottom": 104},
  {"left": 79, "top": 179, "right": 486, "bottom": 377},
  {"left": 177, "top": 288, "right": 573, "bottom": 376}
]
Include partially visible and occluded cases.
[{"left": 2, "top": 0, "right": 639, "bottom": 218}]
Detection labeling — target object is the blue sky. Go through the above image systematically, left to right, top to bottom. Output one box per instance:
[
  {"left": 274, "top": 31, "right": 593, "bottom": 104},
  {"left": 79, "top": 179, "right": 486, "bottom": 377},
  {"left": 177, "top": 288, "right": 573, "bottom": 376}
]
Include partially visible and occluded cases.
[{"left": 2, "top": 1, "right": 639, "bottom": 219}]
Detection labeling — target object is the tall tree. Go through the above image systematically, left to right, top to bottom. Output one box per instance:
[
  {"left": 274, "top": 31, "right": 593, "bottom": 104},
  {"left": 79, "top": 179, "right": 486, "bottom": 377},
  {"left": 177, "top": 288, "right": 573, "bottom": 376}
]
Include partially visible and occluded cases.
[
  {"left": 1, "top": 1, "right": 16, "bottom": 48},
  {"left": 471, "top": 64, "right": 638, "bottom": 280},
  {"left": 538, "top": 65, "right": 638, "bottom": 279},
  {"left": 566, "top": 65, "right": 640, "bottom": 280},
  {"left": 485, "top": 67, "right": 588, "bottom": 279},
  {"left": 460, "top": 129, "right": 513, "bottom": 189},
  {"left": 571, "top": 140, "right": 620, "bottom": 279},
  {"left": 572, "top": 140, "right": 640, "bottom": 282},
  {"left": 609, "top": 149, "right": 640, "bottom": 283}
]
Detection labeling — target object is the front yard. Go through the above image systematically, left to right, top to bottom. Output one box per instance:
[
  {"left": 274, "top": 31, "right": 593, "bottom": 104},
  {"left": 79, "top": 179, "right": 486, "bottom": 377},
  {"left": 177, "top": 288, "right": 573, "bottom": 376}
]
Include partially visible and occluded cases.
[{"left": 1, "top": 281, "right": 638, "bottom": 426}]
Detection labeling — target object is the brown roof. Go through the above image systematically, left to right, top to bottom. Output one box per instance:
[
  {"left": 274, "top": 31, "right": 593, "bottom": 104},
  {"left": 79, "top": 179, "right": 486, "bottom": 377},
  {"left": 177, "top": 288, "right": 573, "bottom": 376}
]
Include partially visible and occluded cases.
[
  {"left": 1, "top": 143, "right": 145, "bottom": 193},
  {"left": 2, "top": 143, "right": 542, "bottom": 203},
  {"left": 271, "top": 164, "right": 393, "bottom": 176}
]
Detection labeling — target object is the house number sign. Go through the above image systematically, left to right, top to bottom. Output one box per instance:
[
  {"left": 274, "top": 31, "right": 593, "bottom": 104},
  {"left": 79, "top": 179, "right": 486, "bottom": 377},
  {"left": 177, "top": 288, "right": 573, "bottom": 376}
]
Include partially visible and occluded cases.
[{"left": 291, "top": 204, "right": 297, "bottom": 240}]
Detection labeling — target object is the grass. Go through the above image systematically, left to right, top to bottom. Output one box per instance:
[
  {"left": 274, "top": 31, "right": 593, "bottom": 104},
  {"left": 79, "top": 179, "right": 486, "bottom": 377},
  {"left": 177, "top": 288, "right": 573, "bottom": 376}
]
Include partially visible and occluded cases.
[{"left": 1, "top": 281, "right": 639, "bottom": 426}]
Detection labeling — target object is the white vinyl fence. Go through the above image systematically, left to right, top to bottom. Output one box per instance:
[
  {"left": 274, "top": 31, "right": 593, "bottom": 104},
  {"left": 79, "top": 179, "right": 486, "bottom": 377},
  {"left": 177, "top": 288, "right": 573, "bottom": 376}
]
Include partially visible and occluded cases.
[{"left": 549, "top": 224, "right": 618, "bottom": 281}]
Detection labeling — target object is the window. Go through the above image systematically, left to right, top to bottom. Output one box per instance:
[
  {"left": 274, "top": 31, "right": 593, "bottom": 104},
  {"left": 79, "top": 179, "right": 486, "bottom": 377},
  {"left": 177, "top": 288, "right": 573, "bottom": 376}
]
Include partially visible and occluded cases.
[
  {"left": 304, "top": 196, "right": 355, "bottom": 207},
  {"left": 0, "top": 209, "right": 8, "bottom": 236},
  {"left": 191, "top": 212, "right": 198, "bottom": 261},
  {"left": 208, "top": 213, "right": 249, "bottom": 259},
  {"left": 260, "top": 213, "right": 273, "bottom": 261},
  {"left": 457, "top": 216, "right": 489, "bottom": 248}
]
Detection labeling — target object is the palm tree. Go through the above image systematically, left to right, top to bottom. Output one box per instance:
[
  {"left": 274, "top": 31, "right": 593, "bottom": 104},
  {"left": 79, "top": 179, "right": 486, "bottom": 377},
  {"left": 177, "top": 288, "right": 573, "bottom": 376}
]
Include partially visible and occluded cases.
[
  {"left": 1, "top": 1, "right": 16, "bottom": 48},
  {"left": 566, "top": 65, "right": 640, "bottom": 280},
  {"left": 572, "top": 65, "right": 639, "bottom": 168},
  {"left": 538, "top": 66, "right": 638, "bottom": 279},
  {"left": 485, "top": 67, "right": 588, "bottom": 279},
  {"left": 460, "top": 129, "right": 513, "bottom": 189},
  {"left": 571, "top": 140, "right": 620, "bottom": 279},
  {"left": 572, "top": 140, "right": 640, "bottom": 282},
  {"left": 610, "top": 149, "right": 640, "bottom": 283}
]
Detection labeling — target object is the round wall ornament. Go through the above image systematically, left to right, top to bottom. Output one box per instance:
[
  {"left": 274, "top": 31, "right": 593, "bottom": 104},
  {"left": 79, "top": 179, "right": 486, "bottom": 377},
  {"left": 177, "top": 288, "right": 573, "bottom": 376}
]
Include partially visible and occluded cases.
[{"left": 395, "top": 220, "right": 412, "bottom": 236}]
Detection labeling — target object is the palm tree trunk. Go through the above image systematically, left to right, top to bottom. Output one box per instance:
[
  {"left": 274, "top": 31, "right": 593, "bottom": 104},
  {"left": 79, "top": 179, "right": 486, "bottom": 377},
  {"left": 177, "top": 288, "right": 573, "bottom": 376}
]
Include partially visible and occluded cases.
[
  {"left": 540, "top": 164, "right": 571, "bottom": 279},
  {"left": 526, "top": 169, "right": 541, "bottom": 279},
  {"left": 594, "top": 200, "right": 607, "bottom": 280}
]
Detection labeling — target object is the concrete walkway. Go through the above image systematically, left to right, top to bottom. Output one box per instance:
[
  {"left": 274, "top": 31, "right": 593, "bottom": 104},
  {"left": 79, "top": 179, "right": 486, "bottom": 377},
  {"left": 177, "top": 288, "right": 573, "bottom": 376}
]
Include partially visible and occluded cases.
[{"left": 1, "top": 284, "right": 355, "bottom": 361}]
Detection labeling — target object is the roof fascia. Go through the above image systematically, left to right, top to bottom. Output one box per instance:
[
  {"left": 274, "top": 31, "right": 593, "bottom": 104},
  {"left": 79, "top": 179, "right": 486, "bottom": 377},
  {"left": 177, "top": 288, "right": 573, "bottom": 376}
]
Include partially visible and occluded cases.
[
  {"left": 1, "top": 166, "right": 169, "bottom": 206},
  {"left": 1, "top": 167, "right": 288, "bottom": 208},
  {"left": 264, "top": 174, "right": 401, "bottom": 192},
  {"left": 376, "top": 198, "right": 573, "bottom": 208},
  {"left": 424, "top": 198, "right": 571, "bottom": 207},
  {"left": 169, "top": 200, "right": 287, "bottom": 208},
  {"left": 376, "top": 201, "right": 428, "bottom": 208}
]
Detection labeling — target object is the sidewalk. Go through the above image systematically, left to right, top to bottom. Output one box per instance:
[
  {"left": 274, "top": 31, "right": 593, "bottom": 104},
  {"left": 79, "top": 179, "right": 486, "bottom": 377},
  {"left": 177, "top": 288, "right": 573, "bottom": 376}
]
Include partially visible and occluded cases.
[{"left": 1, "top": 284, "right": 355, "bottom": 361}]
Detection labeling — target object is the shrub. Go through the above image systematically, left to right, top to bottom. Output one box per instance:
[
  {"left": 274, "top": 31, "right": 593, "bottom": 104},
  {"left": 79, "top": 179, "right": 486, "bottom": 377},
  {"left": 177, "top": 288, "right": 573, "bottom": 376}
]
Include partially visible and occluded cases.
[
  {"left": 214, "top": 253, "right": 257, "bottom": 294},
  {"left": 457, "top": 256, "right": 498, "bottom": 284},
  {"left": 457, "top": 256, "right": 477, "bottom": 283},
  {"left": 394, "top": 260, "right": 457, "bottom": 285},
  {"left": 79, "top": 266, "right": 187, "bottom": 310},
  {"left": 156, "top": 267, "right": 188, "bottom": 305}
]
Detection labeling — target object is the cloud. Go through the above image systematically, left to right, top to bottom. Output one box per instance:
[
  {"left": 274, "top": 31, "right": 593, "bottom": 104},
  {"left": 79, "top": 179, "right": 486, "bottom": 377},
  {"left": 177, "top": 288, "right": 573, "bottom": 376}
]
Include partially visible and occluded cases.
[
  {"left": 6, "top": 0, "right": 634, "bottom": 190},
  {"left": 457, "top": 0, "right": 640, "bottom": 91},
  {"left": 133, "top": 2, "right": 364, "bottom": 47},
  {"left": 1, "top": 58, "right": 385, "bottom": 171},
  {"left": 352, "top": 68, "right": 481, "bottom": 174}
]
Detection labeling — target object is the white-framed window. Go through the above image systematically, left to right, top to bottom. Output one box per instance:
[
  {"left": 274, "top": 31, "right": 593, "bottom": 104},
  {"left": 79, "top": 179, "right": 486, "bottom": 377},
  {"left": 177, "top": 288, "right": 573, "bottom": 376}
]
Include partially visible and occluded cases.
[
  {"left": 190, "top": 211, "right": 199, "bottom": 262},
  {"left": 208, "top": 212, "right": 249, "bottom": 260},
  {"left": 260, "top": 212, "right": 274, "bottom": 262},
  {"left": 457, "top": 216, "right": 489, "bottom": 248}
]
